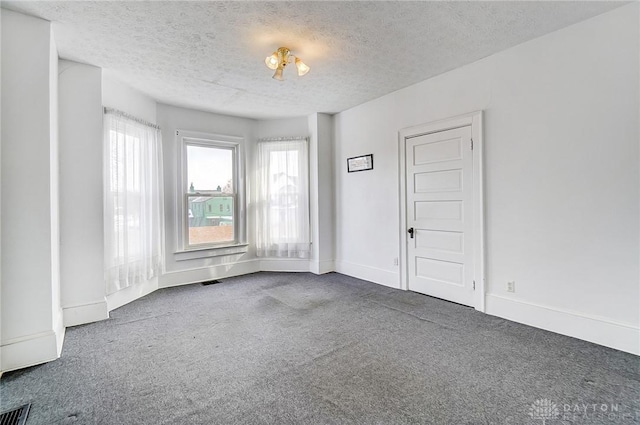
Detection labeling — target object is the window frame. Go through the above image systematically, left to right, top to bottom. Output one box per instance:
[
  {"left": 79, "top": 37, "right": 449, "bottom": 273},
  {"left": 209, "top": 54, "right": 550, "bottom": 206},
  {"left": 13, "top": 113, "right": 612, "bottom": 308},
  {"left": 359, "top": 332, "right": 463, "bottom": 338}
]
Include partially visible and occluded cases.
[{"left": 176, "top": 130, "right": 246, "bottom": 253}]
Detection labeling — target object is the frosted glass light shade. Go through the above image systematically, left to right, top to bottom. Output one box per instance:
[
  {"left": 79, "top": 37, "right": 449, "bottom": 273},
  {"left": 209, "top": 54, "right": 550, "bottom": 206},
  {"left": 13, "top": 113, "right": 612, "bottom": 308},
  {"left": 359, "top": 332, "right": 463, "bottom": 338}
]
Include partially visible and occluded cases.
[
  {"left": 265, "top": 53, "right": 279, "bottom": 70},
  {"left": 295, "top": 58, "right": 310, "bottom": 76},
  {"left": 272, "top": 67, "right": 284, "bottom": 81}
]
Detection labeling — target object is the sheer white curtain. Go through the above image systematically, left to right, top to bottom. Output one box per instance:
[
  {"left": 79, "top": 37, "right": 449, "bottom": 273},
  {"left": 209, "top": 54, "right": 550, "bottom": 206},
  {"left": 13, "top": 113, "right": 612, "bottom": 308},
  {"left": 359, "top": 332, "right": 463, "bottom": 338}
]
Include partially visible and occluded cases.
[
  {"left": 104, "top": 108, "right": 164, "bottom": 294},
  {"left": 256, "top": 137, "right": 310, "bottom": 258}
]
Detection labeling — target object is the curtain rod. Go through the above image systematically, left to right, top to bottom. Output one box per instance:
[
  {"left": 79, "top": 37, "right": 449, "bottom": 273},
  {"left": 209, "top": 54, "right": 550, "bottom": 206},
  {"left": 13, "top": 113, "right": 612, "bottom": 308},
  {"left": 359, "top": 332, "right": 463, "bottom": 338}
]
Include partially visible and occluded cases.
[
  {"left": 103, "top": 107, "right": 161, "bottom": 130},
  {"left": 258, "top": 136, "right": 308, "bottom": 143}
]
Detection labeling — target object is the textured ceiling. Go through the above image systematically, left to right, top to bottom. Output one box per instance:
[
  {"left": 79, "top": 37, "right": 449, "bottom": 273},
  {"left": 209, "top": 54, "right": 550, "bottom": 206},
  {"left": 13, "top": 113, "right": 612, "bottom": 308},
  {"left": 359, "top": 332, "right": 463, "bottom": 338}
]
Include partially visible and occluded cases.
[{"left": 2, "top": 1, "right": 627, "bottom": 119}]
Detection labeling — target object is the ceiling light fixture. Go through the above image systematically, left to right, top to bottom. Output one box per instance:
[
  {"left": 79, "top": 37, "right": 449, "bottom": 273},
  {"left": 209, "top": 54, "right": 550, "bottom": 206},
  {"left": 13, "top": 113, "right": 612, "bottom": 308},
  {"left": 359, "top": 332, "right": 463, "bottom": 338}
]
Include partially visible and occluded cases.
[{"left": 265, "top": 47, "right": 310, "bottom": 81}]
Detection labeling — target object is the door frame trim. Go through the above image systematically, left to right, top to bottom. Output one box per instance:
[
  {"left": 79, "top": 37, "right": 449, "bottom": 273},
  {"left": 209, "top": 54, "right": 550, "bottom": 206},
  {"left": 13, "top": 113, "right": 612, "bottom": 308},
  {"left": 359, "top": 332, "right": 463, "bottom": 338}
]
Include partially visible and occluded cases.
[{"left": 398, "top": 111, "right": 485, "bottom": 312}]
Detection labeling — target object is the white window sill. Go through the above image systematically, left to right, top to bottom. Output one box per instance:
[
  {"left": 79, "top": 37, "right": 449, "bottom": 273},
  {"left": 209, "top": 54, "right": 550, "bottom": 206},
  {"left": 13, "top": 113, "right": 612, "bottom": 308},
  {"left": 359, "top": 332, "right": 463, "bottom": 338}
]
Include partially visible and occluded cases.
[{"left": 174, "top": 243, "right": 249, "bottom": 261}]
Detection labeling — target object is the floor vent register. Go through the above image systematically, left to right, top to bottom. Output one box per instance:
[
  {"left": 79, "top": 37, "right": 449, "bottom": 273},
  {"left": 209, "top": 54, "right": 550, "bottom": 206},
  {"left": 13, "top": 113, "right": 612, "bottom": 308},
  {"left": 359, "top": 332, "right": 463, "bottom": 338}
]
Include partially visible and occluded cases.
[{"left": 0, "top": 404, "right": 31, "bottom": 425}]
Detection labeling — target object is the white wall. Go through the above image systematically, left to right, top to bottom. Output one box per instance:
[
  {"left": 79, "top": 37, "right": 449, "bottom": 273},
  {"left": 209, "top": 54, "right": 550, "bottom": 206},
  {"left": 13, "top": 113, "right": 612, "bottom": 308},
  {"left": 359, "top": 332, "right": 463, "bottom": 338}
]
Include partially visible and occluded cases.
[
  {"left": 334, "top": 4, "right": 639, "bottom": 354},
  {"left": 0, "top": 7, "right": 3, "bottom": 375},
  {"left": 1, "top": 9, "right": 65, "bottom": 372},
  {"left": 49, "top": 28, "right": 63, "bottom": 352},
  {"left": 59, "top": 60, "right": 109, "bottom": 326},
  {"left": 102, "top": 74, "right": 157, "bottom": 124},
  {"left": 156, "top": 104, "right": 259, "bottom": 287},
  {"left": 308, "top": 113, "right": 335, "bottom": 274},
  {"left": 256, "top": 117, "right": 308, "bottom": 139}
]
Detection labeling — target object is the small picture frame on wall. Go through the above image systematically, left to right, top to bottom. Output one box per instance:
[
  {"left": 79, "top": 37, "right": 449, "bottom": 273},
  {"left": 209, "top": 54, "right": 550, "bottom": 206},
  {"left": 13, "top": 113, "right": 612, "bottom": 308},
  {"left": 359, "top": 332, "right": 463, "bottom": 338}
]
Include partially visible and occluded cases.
[{"left": 347, "top": 154, "right": 373, "bottom": 173}]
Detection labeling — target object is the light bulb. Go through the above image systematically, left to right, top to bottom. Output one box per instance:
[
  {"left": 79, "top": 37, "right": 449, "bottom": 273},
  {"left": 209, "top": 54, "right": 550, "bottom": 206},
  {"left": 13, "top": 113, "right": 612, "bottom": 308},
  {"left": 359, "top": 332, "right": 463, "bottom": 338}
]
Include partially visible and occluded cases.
[
  {"left": 265, "top": 53, "right": 279, "bottom": 70},
  {"left": 295, "top": 58, "right": 310, "bottom": 76},
  {"left": 272, "top": 67, "right": 284, "bottom": 81}
]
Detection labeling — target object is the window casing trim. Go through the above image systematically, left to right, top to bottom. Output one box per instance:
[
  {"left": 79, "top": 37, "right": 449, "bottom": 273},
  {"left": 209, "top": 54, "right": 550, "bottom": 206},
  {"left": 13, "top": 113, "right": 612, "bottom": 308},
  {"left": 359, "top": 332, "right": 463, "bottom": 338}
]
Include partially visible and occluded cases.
[{"left": 176, "top": 129, "right": 246, "bottom": 253}]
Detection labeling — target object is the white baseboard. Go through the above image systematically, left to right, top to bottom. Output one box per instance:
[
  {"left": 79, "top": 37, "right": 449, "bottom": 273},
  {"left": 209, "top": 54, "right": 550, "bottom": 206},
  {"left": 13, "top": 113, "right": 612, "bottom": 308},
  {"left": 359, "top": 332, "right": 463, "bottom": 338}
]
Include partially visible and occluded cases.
[
  {"left": 260, "top": 258, "right": 310, "bottom": 272},
  {"left": 160, "top": 259, "right": 335, "bottom": 288},
  {"left": 159, "top": 260, "right": 260, "bottom": 288},
  {"left": 310, "top": 260, "right": 335, "bottom": 275},
  {"left": 334, "top": 260, "right": 400, "bottom": 289},
  {"left": 107, "top": 277, "right": 159, "bottom": 311},
  {"left": 485, "top": 294, "right": 640, "bottom": 355},
  {"left": 63, "top": 299, "right": 109, "bottom": 327},
  {"left": 55, "top": 311, "right": 66, "bottom": 357},
  {"left": 1, "top": 329, "right": 62, "bottom": 373}
]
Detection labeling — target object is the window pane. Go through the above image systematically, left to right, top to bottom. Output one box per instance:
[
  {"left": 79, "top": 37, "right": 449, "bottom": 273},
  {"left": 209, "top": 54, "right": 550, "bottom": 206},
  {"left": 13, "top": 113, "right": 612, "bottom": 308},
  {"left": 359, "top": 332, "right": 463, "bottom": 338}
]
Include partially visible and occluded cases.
[
  {"left": 186, "top": 145, "right": 233, "bottom": 193},
  {"left": 188, "top": 195, "right": 234, "bottom": 245}
]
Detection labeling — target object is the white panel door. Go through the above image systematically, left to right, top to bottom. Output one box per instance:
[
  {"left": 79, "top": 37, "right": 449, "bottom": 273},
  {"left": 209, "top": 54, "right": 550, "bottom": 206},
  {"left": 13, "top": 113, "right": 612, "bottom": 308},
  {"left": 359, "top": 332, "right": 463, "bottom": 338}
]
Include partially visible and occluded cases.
[{"left": 406, "top": 126, "right": 474, "bottom": 306}]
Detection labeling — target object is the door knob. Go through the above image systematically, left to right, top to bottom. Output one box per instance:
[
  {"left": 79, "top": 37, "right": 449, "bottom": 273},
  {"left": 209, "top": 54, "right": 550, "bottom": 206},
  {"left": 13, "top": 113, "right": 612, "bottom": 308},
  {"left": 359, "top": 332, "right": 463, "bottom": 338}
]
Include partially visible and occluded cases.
[{"left": 408, "top": 228, "right": 414, "bottom": 239}]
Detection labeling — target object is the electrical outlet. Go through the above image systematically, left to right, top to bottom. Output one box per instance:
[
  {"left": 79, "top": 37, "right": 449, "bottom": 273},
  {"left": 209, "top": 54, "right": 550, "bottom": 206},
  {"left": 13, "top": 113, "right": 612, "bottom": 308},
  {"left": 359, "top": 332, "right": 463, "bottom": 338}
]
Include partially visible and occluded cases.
[
  {"left": 393, "top": 257, "right": 399, "bottom": 266},
  {"left": 506, "top": 281, "right": 515, "bottom": 293}
]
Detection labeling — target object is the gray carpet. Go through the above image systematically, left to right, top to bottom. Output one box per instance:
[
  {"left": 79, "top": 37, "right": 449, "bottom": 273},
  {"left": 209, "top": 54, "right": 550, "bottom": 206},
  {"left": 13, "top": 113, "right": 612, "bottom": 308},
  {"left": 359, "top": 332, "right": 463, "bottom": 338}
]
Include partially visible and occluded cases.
[{"left": 1, "top": 272, "right": 638, "bottom": 424}]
